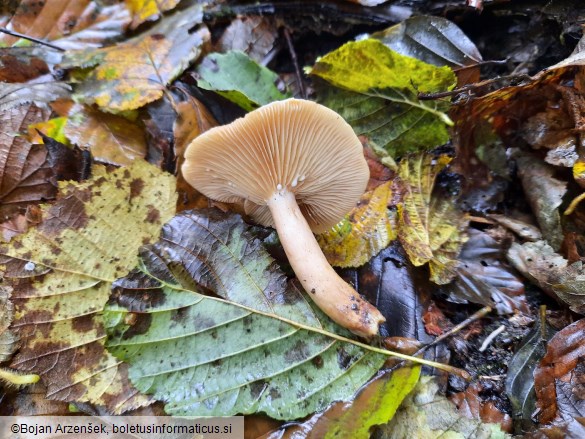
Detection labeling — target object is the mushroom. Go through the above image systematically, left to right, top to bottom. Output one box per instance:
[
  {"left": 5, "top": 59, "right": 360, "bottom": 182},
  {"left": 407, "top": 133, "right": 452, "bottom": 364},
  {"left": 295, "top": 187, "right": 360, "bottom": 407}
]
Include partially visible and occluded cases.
[{"left": 182, "top": 99, "right": 385, "bottom": 338}]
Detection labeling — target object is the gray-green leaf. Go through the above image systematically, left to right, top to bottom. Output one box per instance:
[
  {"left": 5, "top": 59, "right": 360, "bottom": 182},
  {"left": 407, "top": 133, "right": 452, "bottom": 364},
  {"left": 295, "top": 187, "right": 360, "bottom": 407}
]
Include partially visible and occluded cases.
[{"left": 104, "top": 209, "right": 385, "bottom": 420}]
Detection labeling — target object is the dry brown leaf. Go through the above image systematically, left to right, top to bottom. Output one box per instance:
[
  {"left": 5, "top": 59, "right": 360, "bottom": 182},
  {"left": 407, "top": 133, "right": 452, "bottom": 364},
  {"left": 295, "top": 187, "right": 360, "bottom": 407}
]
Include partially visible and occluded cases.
[{"left": 216, "top": 16, "right": 278, "bottom": 63}]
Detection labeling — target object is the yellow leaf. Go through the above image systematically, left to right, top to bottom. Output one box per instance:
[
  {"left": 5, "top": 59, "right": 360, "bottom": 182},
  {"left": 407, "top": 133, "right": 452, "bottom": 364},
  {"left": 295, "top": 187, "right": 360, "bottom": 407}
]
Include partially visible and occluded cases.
[
  {"left": 126, "top": 0, "right": 181, "bottom": 28},
  {"left": 27, "top": 117, "right": 69, "bottom": 145},
  {"left": 397, "top": 154, "right": 467, "bottom": 284},
  {"left": 318, "top": 182, "right": 396, "bottom": 267}
]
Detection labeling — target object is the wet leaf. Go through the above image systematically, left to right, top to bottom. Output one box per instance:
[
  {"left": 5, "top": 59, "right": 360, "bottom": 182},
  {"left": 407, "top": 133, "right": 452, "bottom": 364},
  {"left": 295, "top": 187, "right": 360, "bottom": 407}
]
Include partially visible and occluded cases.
[
  {"left": 0, "top": 0, "right": 130, "bottom": 49},
  {"left": 126, "top": 0, "right": 180, "bottom": 29},
  {"left": 61, "top": 4, "right": 209, "bottom": 112},
  {"left": 216, "top": 16, "right": 278, "bottom": 64},
  {"left": 372, "top": 16, "right": 482, "bottom": 84},
  {"left": 310, "top": 39, "right": 455, "bottom": 157},
  {"left": 196, "top": 51, "right": 290, "bottom": 111},
  {"left": 0, "top": 82, "right": 70, "bottom": 111},
  {"left": 173, "top": 97, "right": 217, "bottom": 211},
  {"left": 0, "top": 103, "right": 57, "bottom": 219},
  {"left": 63, "top": 105, "right": 147, "bottom": 166},
  {"left": 513, "top": 151, "right": 567, "bottom": 250},
  {"left": 396, "top": 153, "right": 468, "bottom": 284},
  {"left": 1, "top": 160, "right": 177, "bottom": 412},
  {"left": 318, "top": 182, "right": 396, "bottom": 268},
  {"left": 104, "top": 209, "right": 386, "bottom": 419},
  {"left": 450, "top": 229, "right": 528, "bottom": 314},
  {"left": 506, "top": 241, "right": 585, "bottom": 312},
  {"left": 0, "top": 286, "right": 17, "bottom": 362},
  {"left": 505, "top": 318, "right": 557, "bottom": 421},
  {"left": 534, "top": 319, "right": 585, "bottom": 424},
  {"left": 264, "top": 366, "right": 420, "bottom": 438},
  {"left": 380, "top": 376, "right": 510, "bottom": 438},
  {"left": 450, "top": 382, "right": 512, "bottom": 433},
  {"left": 523, "top": 418, "right": 585, "bottom": 439}
]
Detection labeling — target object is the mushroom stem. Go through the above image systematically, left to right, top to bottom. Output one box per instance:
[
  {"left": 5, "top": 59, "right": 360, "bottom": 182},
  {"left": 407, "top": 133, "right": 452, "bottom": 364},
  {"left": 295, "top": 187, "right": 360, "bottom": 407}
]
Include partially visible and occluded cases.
[{"left": 267, "top": 190, "right": 385, "bottom": 338}]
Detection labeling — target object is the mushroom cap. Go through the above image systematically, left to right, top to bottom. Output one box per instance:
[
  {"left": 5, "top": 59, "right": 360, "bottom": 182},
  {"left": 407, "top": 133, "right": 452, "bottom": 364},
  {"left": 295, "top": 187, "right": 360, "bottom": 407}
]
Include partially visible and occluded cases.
[{"left": 182, "top": 98, "right": 369, "bottom": 233}]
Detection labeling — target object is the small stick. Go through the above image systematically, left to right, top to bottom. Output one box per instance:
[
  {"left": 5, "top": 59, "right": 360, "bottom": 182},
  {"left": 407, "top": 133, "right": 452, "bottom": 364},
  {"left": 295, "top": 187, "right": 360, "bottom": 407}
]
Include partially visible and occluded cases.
[
  {"left": 0, "top": 27, "right": 65, "bottom": 51},
  {"left": 283, "top": 27, "right": 306, "bottom": 99},
  {"left": 564, "top": 192, "right": 585, "bottom": 215},
  {"left": 479, "top": 324, "right": 505, "bottom": 352}
]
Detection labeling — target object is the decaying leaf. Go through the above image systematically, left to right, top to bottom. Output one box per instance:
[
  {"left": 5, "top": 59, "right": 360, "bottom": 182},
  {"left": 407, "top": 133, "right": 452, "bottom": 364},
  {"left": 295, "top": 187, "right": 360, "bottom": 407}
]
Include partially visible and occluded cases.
[
  {"left": 0, "top": 0, "right": 130, "bottom": 49},
  {"left": 61, "top": 4, "right": 209, "bottom": 112},
  {"left": 372, "top": 15, "right": 482, "bottom": 84},
  {"left": 216, "top": 16, "right": 278, "bottom": 63},
  {"left": 310, "top": 39, "right": 455, "bottom": 157},
  {"left": 196, "top": 51, "right": 289, "bottom": 111},
  {"left": 0, "top": 82, "right": 70, "bottom": 111},
  {"left": 173, "top": 97, "right": 217, "bottom": 211},
  {"left": 0, "top": 103, "right": 56, "bottom": 219},
  {"left": 63, "top": 104, "right": 147, "bottom": 166},
  {"left": 513, "top": 151, "right": 567, "bottom": 250},
  {"left": 396, "top": 153, "right": 468, "bottom": 284},
  {"left": 0, "top": 160, "right": 176, "bottom": 413},
  {"left": 318, "top": 182, "right": 396, "bottom": 268},
  {"left": 104, "top": 209, "right": 386, "bottom": 419},
  {"left": 450, "top": 229, "right": 527, "bottom": 314},
  {"left": 507, "top": 240, "right": 585, "bottom": 312},
  {"left": 0, "top": 286, "right": 17, "bottom": 362},
  {"left": 505, "top": 317, "right": 557, "bottom": 421},
  {"left": 534, "top": 319, "right": 585, "bottom": 424},
  {"left": 264, "top": 366, "right": 420, "bottom": 438},
  {"left": 380, "top": 376, "right": 510, "bottom": 438},
  {"left": 450, "top": 382, "right": 512, "bottom": 433},
  {"left": 523, "top": 417, "right": 585, "bottom": 438}
]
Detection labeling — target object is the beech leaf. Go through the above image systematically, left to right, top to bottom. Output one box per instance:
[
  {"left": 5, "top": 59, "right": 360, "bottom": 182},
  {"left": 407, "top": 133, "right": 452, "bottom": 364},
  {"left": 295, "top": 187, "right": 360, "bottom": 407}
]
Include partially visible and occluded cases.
[
  {"left": 126, "top": 0, "right": 181, "bottom": 28},
  {"left": 61, "top": 4, "right": 209, "bottom": 112},
  {"left": 310, "top": 39, "right": 455, "bottom": 157},
  {"left": 396, "top": 153, "right": 467, "bottom": 284},
  {"left": 0, "top": 160, "right": 177, "bottom": 412},
  {"left": 318, "top": 181, "right": 396, "bottom": 268},
  {"left": 104, "top": 209, "right": 386, "bottom": 420},
  {"left": 0, "top": 286, "right": 17, "bottom": 362}
]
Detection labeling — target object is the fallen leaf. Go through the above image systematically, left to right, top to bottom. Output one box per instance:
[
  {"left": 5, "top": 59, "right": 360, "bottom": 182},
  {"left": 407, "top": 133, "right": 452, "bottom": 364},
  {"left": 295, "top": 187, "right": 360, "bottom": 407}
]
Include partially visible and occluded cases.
[
  {"left": 125, "top": 0, "right": 180, "bottom": 29},
  {"left": 0, "top": 1, "right": 130, "bottom": 52},
  {"left": 60, "top": 4, "right": 209, "bottom": 112},
  {"left": 372, "top": 15, "right": 483, "bottom": 84},
  {"left": 216, "top": 16, "right": 278, "bottom": 63},
  {"left": 310, "top": 39, "right": 455, "bottom": 157},
  {"left": 196, "top": 51, "right": 290, "bottom": 111},
  {"left": 0, "top": 82, "right": 70, "bottom": 111},
  {"left": 173, "top": 97, "right": 217, "bottom": 211},
  {"left": 0, "top": 103, "right": 57, "bottom": 219},
  {"left": 63, "top": 104, "right": 146, "bottom": 166},
  {"left": 513, "top": 151, "right": 567, "bottom": 250},
  {"left": 396, "top": 153, "right": 468, "bottom": 284},
  {"left": 1, "top": 160, "right": 177, "bottom": 413},
  {"left": 318, "top": 181, "right": 396, "bottom": 268},
  {"left": 104, "top": 209, "right": 386, "bottom": 419},
  {"left": 451, "top": 229, "right": 528, "bottom": 314},
  {"left": 0, "top": 286, "right": 17, "bottom": 362},
  {"left": 505, "top": 317, "right": 557, "bottom": 421},
  {"left": 534, "top": 319, "right": 585, "bottom": 424},
  {"left": 264, "top": 366, "right": 420, "bottom": 438},
  {"left": 380, "top": 376, "right": 510, "bottom": 438},
  {"left": 1, "top": 382, "right": 71, "bottom": 416},
  {"left": 450, "top": 382, "right": 513, "bottom": 433},
  {"left": 523, "top": 417, "right": 585, "bottom": 439}
]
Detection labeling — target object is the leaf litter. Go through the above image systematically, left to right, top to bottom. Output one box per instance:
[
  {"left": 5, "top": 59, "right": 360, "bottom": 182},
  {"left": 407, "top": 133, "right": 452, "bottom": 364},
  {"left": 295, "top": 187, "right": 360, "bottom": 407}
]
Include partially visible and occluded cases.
[{"left": 1, "top": 1, "right": 585, "bottom": 436}]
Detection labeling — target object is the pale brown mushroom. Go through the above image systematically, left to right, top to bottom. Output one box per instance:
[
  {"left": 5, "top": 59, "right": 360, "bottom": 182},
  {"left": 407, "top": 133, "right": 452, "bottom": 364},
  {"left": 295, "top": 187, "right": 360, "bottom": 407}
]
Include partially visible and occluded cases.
[{"left": 182, "top": 98, "right": 385, "bottom": 337}]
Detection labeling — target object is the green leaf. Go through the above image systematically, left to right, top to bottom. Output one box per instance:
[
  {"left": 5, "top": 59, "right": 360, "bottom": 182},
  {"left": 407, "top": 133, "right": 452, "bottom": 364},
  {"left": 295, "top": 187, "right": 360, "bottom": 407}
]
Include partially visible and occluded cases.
[
  {"left": 309, "top": 39, "right": 455, "bottom": 157},
  {"left": 196, "top": 51, "right": 290, "bottom": 111},
  {"left": 1, "top": 160, "right": 177, "bottom": 412},
  {"left": 104, "top": 209, "right": 386, "bottom": 420}
]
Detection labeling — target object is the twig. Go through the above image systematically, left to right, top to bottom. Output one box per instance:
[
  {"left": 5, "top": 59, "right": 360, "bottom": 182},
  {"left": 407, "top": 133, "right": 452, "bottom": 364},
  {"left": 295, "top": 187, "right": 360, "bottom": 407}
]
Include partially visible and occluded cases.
[
  {"left": 283, "top": 27, "right": 306, "bottom": 99},
  {"left": 0, "top": 28, "right": 65, "bottom": 52},
  {"left": 418, "top": 74, "right": 532, "bottom": 101},
  {"left": 479, "top": 324, "right": 505, "bottom": 352}
]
